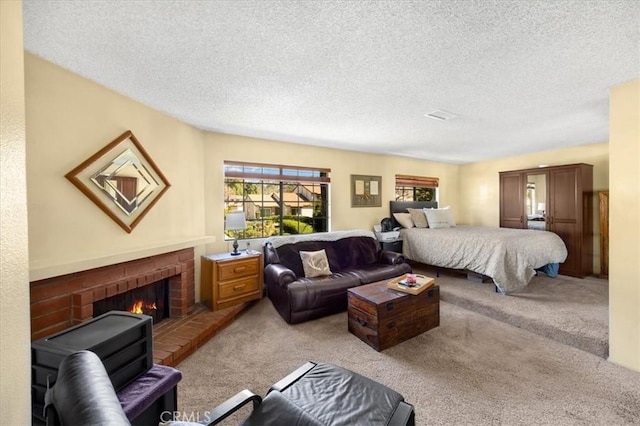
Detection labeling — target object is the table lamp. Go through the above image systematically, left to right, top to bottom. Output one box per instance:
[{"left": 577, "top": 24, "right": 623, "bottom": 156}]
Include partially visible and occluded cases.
[
  {"left": 537, "top": 202, "right": 546, "bottom": 215},
  {"left": 225, "top": 212, "right": 246, "bottom": 256}
]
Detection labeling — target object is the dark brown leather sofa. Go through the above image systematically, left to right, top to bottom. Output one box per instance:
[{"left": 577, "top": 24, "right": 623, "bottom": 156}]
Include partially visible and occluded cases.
[{"left": 264, "top": 231, "right": 411, "bottom": 324}]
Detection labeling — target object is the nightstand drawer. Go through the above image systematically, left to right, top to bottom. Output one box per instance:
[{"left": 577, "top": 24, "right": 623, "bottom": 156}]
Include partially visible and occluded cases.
[
  {"left": 201, "top": 252, "right": 263, "bottom": 311},
  {"left": 217, "top": 257, "right": 260, "bottom": 281},
  {"left": 219, "top": 276, "right": 259, "bottom": 299}
]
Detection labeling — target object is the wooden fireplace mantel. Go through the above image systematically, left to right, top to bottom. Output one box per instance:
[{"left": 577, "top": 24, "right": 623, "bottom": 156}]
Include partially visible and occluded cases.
[{"left": 29, "top": 236, "right": 215, "bottom": 282}]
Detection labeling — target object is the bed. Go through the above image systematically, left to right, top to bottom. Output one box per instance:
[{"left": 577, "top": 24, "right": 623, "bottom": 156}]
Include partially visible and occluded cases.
[
  {"left": 389, "top": 201, "right": 568, "bottom": 294},
  {"left": 527, "top": 214, "right": 546, "bottom": 230}
]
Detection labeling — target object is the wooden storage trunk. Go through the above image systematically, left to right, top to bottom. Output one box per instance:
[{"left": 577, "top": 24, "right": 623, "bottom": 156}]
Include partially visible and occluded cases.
[{"left": 348, "top": 281, "right": 439, "bottom": 351}]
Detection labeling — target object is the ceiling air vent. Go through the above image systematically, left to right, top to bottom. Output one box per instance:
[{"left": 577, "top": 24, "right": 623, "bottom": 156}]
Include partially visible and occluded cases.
[{"left": 424, "top": 110, "right": 458, "bottom": 121}]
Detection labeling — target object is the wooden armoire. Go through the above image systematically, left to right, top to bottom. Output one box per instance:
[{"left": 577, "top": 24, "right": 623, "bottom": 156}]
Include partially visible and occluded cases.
[{"left": 499, "top": 163, "right": 593, "bottom": 278}]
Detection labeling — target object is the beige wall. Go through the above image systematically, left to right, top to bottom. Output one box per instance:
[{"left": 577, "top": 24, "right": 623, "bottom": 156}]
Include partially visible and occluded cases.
[
  {"left": 0, "top": 1, "right": 31, "bottom": 423},
  {"left": 24, "top": 53, "right": 461, "bottom": 290},
  {"left": 25, "top": 53, "right": 210, "bottom": 277},
  {"left": 609, "top": 78, "right": 640, "bottom": 371},
  {"left": 203, "top": 132, "right": 460, "bottom": 254},
  {"left": 459, "top": 142, "right": 609, "bottom": 273}
]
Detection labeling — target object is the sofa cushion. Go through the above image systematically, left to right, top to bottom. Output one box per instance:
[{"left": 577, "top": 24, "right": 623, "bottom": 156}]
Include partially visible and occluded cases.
[
  {"left": 265, "top": 230, "right": 381, "bottom": 275},
  {"left": 274, "top": 235, "right": 382, "bottom": 277},
  {"left": 332, "top": 236, "right": 380, "bottom": 270},
  {"left": 274, "top": 241, "right": 341, "bottom": 278},
  {"left": 300, "top": 249, "right": 332, "bottom": 278},
  {"left": 344, "top": 262, "right": 412, "bottom": 284},
  {"left": 287, "top": 273, "right": 361, "bottom": 312},
  {"left": 118, "top": 364, "right": 182, "bottom": 421},
  {"left": 242, "top": 391, "right": 323, "bottom": 426}
]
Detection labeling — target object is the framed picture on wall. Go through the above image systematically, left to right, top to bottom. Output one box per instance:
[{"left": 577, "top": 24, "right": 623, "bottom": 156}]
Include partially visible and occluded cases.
[{"left": 351, "top": 175, "right": 382, "bottom": 207}]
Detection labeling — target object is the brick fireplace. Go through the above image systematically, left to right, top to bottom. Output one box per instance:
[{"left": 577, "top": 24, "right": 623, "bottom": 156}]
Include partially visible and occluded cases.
[
  {"left": 30, "top": 248, "right": 249, "bottom": 366},
  {"left": 30, "top": 248, "right": 195, "bottom": 340}
]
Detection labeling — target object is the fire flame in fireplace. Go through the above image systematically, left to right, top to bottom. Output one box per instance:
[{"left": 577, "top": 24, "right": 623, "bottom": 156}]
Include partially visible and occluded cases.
[{"left": 129, "top": 300, "right": 157, "bottom": 315}]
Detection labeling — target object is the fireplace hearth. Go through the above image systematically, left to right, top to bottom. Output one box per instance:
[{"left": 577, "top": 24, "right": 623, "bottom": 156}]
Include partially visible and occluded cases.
[{"left": 30, "top": 247, "right": 252, "bottom": 368}]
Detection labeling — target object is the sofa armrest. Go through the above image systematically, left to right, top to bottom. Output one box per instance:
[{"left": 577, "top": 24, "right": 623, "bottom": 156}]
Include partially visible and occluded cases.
[
  {"left": 263, "top": 241, "right": 281, "bottom": 266},
  {"left": 379, "top": 250, "right": 406, "bottom": 265},
  {"left": 264, "top": 263, "right": 297, "bottom": 288},
  {"left": 269, "top": 362, "right": 317, "bottom": 392},
  {"left": 204, "top": 389, "right": 262, "bottom": 425},
  {"left": 388, "top": 401, "right": 415, "bottom": 426}
]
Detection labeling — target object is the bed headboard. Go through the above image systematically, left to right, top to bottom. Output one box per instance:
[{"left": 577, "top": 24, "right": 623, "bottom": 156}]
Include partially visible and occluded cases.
[{"left": 389, "top": 201, "right": 438, "bottom": 228}]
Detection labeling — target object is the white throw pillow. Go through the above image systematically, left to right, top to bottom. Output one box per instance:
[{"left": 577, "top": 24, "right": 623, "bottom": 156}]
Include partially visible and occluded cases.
[
  {"left": 423, "top": 206, "right": 456, "bottom": 227},
  {"left": 440, "top": 206, "right": 456, "bottom": 227},
  {"left": 424, "top": 208, "right": 451, "bottom": 229},
  {"left": 393, "top": 212, "right": 415, "bottom": 229},
  {"left": 300, "top": 249, "right": 332, "bottom": 278}
]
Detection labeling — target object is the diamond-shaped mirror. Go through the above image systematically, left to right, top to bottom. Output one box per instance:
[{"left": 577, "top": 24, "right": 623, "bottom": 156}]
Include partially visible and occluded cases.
[
  {"left": 66, "top": 130, "right": 170, "bottom": 233},
  {"left": 90, "top": 148, "right": 160, "bottom": 216}
]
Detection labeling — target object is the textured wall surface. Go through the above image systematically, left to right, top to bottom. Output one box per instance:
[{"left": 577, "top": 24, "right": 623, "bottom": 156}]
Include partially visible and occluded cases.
[
  {"left": 0, "top": 0, "right": 32, "bottom": 422},
  {"left": 25, "top": 54, "right": 208, "bottom": 272},
  {"left": 609, "top": 78, "right": 640, "bottom": 372}
]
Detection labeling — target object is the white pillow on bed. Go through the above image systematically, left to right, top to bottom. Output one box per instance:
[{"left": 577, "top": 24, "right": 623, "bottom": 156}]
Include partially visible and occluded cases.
[
  {"left": 441, "top": 206, "right": 456, "bottom": 227},
  {"left": 424, "top": 208, "right": 455, "bottom": 229},
  {"left": 393, "top": 212, "right": 415, "bottom": 228}
]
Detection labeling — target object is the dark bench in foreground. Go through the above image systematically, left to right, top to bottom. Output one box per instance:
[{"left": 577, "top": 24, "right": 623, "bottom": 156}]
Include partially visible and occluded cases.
[{"left": 45, "top": 351, "right": 415, "bottom": 425}]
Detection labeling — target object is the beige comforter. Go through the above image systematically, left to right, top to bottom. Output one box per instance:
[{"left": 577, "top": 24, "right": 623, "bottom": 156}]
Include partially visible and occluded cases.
[{"left": 401, "top": 225, "right": 568, "bottom": 293}]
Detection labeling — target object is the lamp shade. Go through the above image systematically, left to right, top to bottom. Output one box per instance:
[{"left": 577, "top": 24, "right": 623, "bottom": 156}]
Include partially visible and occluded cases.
[
  {"left": 537, "top": 203, "right": 546, "bottom": 212},
  {"left": 225, "top": 211, "right": 246, "bottom": 231}
]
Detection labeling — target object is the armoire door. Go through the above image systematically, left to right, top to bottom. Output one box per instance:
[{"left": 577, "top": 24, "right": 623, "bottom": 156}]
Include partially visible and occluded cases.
[
  {"left": 548, "top": 164, "right": 593, "bottom": 278},
  {"left": 548, "top": 167, "right": 580, "bottom": 276},
  {"left": 500, "top": 171, "right": 524, "bottom": 228}
]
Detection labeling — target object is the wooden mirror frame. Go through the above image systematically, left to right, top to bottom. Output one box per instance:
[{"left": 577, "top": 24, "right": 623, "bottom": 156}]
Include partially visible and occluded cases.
[{"left": 65, "top": 130, "right": 171, "bottom": 233}]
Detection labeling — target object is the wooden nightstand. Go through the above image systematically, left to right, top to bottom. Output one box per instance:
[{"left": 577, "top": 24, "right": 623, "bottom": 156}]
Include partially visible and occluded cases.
[{"left": 200, "top": 252, "right": 263, "bottom": 311}]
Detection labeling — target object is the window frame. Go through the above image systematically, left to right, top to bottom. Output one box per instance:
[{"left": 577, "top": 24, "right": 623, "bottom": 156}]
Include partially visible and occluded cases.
[{"left": 224, "top": 161, "right": 330, "bottom": 239}]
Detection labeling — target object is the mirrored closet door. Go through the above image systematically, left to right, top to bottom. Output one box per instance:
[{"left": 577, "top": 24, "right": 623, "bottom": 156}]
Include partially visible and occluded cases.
[{"left": 525, "top": 172, "right": 547, "bottom": 231}]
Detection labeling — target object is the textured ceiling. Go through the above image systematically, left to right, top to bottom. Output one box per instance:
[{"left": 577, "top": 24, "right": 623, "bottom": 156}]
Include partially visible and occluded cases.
[{"left": 22, "top": 0, "right": 640, "bottom": 164}]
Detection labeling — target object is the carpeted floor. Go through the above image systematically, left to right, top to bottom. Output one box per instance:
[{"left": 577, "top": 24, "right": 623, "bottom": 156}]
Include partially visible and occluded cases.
[
  {"left": 411, "top": 265, "right": 610, "bottom": 357},
  {"left": 177, "top": 296, "right": 639, "bottom": 425}
]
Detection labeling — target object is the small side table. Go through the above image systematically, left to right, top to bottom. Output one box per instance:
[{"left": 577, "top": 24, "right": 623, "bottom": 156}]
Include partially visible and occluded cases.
[
  {"left": 380, "top": 238, "right": 403, "bottom": 253},
  {"left": 200, "top": 251, "right": 263, "bottom": 311}
]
